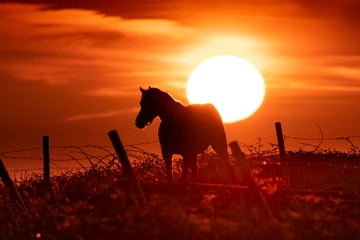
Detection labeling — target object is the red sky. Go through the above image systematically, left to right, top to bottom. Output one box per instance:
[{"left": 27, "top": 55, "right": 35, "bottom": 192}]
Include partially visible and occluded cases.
[{"left": 0, "top": 0, "right": 360, "bottom": 169}]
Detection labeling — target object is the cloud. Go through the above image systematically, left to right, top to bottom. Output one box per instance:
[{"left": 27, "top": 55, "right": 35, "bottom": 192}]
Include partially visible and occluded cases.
[
  {"left": 0, "top": 0, "right": 183, "bottom": 20},
  {"left": 295, "top": 0, "right": 360, "bottom": 24},
  {"left": 0, "top": 1, "right": 359, "bottom": 99},
  {"left": 0, "top": 3, "right": 194, "bottom": 85},
  {"left": 0, "top": 3, "right": 192, "bottom": 36},
  {"left": 268, "top": 66, "right": 360, "bottom": 90},
  {"left": 164, "top": 80, "right": 187, "bottom": 89},
  {"left": 81, "top": 88, "right": 139, "bottom": 97},
  {"left": 65, "top": 109, "right": 137, "bottom": 122}
]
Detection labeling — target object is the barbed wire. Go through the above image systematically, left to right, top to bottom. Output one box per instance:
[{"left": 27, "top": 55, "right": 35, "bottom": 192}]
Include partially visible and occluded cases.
[
  {"left": 0, "top": 133, "right": 358, "bottom": 166},
  {"left": 1, "top": 134, "right": 358, "bottom": 187},
  {"left": 1, "top": 135, "right": 359, "bottom": 156},
  {"left": 254, "top": 135, "right": 360, "bottom": 142},
  {"left": 257, "top": 135, "right": 277, "bottom": 140},
  {"left": 284, "top": 135, "right": 360, "bottom": 141},
  {"left": 0, "top": 141, "right": 160, "bottom": 155},
  {"left": 48, "top": 141, "right": 160, "bottom": 150},
  {"left": 0, "top": 143, "right": 164, "bottom": 175},
  {"left": 0, "top": 147, "right": 43, "bottom": 155},
  {"left": 0, "top": 154, "right": 114, "bottom": 162},
  {"left": 7, "top": 167, "right": 90, "bottom": 173}
]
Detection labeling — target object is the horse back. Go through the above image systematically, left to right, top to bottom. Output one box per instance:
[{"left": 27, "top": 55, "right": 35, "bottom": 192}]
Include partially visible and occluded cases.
[{"left": 158, "top": 103, "right": 226, "bottom": 155}]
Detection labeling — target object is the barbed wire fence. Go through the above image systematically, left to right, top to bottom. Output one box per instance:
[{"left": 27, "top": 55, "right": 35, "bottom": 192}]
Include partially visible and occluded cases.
[
  {"left": 1, "top": 132, "right": 360, "bottom": 180},
  {"left": 232, "top": 134, "right": 360, "bottom": 157},
  {"left": 0, "top": 141, "right": 162, "bottom": 180}
]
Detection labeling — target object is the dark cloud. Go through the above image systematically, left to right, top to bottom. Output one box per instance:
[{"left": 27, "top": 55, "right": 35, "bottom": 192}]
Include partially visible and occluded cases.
[
  {"left": 0, "top": 0, "right": 178, "bottom": 19},
  {"left": 2, "top": 0, "right": 359, "bottom": 42},
  {"left": 2, "top": 0, "right": 359, "bottom": 22},
  {"left": 295, "top": 0, "right": 360, "bottom": 25},
  {"left": 0, "top": 3, "right": 194, "bottom": 86}
]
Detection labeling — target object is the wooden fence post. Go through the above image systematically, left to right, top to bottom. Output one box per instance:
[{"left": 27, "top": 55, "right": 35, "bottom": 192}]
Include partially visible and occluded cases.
[
  {"left": 275, "top": 122, "right": 291, "bottom": 187},
  {"left": 275, "top": 122, "right": 286, "bottom": 161},
  {"left": 108, "top": 130, "right": 148, "bottom": 207},
  {"left": 43, "top": 136, "right": 50, "bottom": 187},
  {"left": 229, "top": 142, "right": 276, "bottom": 222},
  {"left": 0, "top": 158, "right": 32, "bottom": 219}
]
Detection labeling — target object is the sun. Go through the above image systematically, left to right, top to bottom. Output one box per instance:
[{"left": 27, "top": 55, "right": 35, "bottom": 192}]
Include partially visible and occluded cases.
[{"left": 186, "top": 55, "right": 266, "bottom": 123}]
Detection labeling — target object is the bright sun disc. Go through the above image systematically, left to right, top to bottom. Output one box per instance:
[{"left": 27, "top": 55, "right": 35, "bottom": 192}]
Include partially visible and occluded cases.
[{"left": 186, "top": 55, "right": 265, "bottom": 123}]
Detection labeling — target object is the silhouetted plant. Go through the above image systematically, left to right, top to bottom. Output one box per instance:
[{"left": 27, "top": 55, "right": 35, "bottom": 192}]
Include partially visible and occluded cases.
[{"left": 1, "top": 146, "right": 360, "bottom": 239}]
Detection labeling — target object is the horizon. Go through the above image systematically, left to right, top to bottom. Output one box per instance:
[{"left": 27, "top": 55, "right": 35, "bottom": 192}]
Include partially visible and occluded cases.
[{"left": 0, "top": 0, "right": 360, "bottom": 170}]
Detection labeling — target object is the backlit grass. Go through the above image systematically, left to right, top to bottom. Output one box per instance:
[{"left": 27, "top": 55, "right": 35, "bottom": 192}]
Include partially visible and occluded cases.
[{"left": 1, "top": 146, "right": 360, "bottom": 240}]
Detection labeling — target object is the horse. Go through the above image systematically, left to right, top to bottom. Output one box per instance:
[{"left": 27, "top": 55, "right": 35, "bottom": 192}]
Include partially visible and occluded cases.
[{"left": 135, "top": 86, "right": 236, "bottom": 182}]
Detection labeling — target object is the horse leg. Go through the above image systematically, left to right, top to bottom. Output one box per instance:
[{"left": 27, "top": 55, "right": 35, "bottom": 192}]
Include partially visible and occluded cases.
[
  {"left": 211, "top": 141, "right": 237, "bottom": 183},
  {"left": 162, "top": 149, "right": 173, "bottom": 181},
  {"left": 188, "top": 155, "right": 199, "bottom": 181}
]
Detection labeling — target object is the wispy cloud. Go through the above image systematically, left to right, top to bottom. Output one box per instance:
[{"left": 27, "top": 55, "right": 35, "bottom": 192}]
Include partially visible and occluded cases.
[
  {"left": 0, "top": 2, "right": 359, "bottom": 102},
  {"left": 0, "top": 3, "right": 194, "bottom": 85},
  {"left": 164, "top": 80, "right": 187, "bottom": 89},
  {"left": 81, "top": 88, "right": 139, "bottom": 97},
  {"left": 65, "top": 109, "right": 137, "bottom": 122}
]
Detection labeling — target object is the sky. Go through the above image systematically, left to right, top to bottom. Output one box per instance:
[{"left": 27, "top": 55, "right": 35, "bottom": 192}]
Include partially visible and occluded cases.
[{"left": 0, "top": 0, "right": 360, "bottom": 169}]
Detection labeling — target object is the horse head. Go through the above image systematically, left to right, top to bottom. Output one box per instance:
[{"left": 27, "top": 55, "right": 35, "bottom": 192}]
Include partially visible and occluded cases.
[{"left": 135, "top": 86, "right": 160, "bottom": 129}]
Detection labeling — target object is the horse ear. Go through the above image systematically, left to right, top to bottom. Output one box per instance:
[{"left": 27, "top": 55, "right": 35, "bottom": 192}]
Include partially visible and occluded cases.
[
  {"left": 149, "top": 86, "right": 152, "bottom": 89},
  {"left": 140, "top": 87, "right": 145, "bottom": 94}
]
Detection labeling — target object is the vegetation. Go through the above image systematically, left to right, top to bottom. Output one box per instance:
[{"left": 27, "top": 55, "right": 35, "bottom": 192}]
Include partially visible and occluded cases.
[{"left": 1, "top": 145, "right": 360, "bottom": 240}]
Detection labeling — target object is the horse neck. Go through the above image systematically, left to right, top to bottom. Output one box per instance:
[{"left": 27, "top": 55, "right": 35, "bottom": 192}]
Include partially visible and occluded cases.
[{"left": 157, "top": 97, "right": 185, "bottom": 121}]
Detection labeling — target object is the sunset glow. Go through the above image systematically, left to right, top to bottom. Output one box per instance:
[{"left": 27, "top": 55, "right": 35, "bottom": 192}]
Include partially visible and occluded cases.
[
  {"left": 0, "top": 1, "right": 359, "bottom": 159},
  {"left": 1, "top": 1, "right": 360, "bottom": 238}
]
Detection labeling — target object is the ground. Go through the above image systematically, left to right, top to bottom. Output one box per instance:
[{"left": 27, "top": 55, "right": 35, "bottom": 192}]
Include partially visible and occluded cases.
[{"left": 1, "top": 146, "right": 360, "bottom": 240}]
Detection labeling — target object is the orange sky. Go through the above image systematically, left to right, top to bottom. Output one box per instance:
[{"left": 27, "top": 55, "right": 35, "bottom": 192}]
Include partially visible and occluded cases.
[{"left": 0, "top": 0, "right": 360, "bottom": 169}]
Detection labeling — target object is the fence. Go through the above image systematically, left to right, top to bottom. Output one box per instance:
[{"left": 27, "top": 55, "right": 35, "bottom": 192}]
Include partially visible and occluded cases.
[
  {"left": 1, "top": 122, "right": 360, "bottom": 181},
  {"left": 1, "top": 124, "right": 359, "bottom": 223},
  {"left": 0, "top": 129, "right": 278, "bottom": 222},
  {"left": 0, "top": 141, "right": 161, "bottom": 179}
]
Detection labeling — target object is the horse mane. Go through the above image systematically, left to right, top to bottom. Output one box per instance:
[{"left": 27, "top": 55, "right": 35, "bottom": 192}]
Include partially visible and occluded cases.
[{"left": 148, "top": 87, "right": 184, "bottom": 108}]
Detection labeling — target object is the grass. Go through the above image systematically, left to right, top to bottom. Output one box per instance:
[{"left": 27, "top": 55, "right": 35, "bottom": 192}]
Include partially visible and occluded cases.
[{"left": 1, "top": 145, "right": 360, "bottom": 240}]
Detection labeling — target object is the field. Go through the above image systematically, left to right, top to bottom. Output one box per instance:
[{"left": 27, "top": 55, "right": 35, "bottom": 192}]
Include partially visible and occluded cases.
[{"left": 1, "top": 145, "right": 360, "bottom": 240}]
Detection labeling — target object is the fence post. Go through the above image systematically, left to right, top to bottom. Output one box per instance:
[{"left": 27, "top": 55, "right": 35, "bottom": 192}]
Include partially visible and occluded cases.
[
  {"left": 275, "top": 122, "right": 291, "bottom": 187},
  {"left": 275, "top": 122, "right": 285, "bottom": 160},
  {"left": 108, "top": 130, "right": 148, "bottom": 207},
  {"left": 43, "top": 136, "right": 50, "bottom": 187},
  {"left": 229, "top": 142, "right": 276, "bottom": 222},
  {"left": 0, "top": 158, "right": 32, "bottom": 219}
]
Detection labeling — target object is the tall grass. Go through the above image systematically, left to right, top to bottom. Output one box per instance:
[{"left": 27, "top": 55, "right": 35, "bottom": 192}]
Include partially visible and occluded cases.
[{"left": 1, "top": 146, "right": 360, "bottom": 240}]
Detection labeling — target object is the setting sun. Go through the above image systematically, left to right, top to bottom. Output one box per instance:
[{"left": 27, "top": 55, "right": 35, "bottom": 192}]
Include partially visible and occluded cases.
[{"left": 186, "top": 55, "right": 266, "bottom": 123}]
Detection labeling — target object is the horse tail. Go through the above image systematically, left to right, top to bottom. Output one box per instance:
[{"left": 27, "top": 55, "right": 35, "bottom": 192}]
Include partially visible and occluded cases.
[{"left": 206, "top": 104, "right": 229, "bottom": 160}]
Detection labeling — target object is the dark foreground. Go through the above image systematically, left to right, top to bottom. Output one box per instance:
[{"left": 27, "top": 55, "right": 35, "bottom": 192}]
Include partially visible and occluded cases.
[{"left": 1, "top": 149, "right": 360, "bottom": 240}]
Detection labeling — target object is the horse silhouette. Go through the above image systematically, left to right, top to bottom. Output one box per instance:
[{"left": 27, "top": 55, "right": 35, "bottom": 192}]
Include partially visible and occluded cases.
[{"left": 135, "top": 86, "right": 236, "bottom": 182}]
